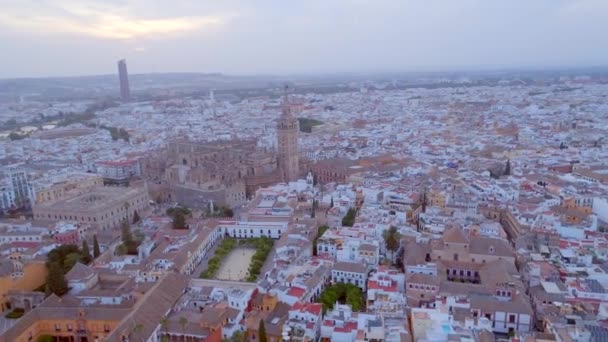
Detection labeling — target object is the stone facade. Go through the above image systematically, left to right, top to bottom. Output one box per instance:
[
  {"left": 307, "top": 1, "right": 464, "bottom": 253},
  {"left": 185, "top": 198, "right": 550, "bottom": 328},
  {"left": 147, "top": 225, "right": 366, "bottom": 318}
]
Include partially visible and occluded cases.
[
  {"left": 277, "top": 98, "right": 300, "bottom": 182},
  {"left": 164, "top": 139, "right": 282, "bottom": 205},
  {"left": 35, "top": 173, "right": 103, "bottom": 205},
  {"left": 32, "top": 185, "right": 150, "bottom": 231}
]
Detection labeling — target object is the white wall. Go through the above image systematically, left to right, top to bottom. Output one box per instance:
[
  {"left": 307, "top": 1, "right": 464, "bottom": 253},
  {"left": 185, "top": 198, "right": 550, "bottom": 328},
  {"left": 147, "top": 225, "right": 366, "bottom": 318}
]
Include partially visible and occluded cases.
[{"left": 593, "top": 198, "right": 608, "bottom": 223}]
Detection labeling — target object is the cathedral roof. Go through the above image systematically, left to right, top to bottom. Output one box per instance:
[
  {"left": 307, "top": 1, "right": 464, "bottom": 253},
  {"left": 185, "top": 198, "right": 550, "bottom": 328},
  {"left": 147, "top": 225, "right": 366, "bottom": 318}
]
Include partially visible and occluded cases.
[{"left": 443, "top": 227, "right": 469, "bottom": 244}]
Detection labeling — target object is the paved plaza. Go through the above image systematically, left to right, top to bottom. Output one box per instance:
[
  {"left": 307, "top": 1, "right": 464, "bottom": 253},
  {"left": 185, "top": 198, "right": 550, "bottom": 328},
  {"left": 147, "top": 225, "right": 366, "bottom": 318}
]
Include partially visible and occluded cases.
[{"left": 216, "top": 248, "right": 255, "bottom": 281}]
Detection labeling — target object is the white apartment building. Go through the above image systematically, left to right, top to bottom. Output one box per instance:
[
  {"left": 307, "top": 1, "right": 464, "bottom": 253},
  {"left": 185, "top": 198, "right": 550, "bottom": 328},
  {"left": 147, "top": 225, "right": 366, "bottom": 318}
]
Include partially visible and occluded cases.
[
  {"left": 218, "top": 220, "right": 287, "bottom": 239},
  {"left": 331, "top": 261, "right": 368, "bottom": 291}
]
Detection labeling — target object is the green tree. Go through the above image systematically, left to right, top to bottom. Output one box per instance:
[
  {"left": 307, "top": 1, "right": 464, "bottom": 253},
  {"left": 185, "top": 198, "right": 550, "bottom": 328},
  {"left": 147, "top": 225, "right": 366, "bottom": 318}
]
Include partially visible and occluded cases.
[
  {"left": 298, "top": 117, "right": 323, "bottom": 133},
  {"left": 9, "top": 132, "right": 27, "bottom": 141},
  {"left": 504, "top": 159, "right": 511, "bottom": 175},
  {"left": 223, "top": 207, "right": 234, "bottom": 218},
  {"left": 342, "top": 208, "right": 356, "bottom": 227},
  {"left": 132, "top": 210, "right": 140, "bottom": 224},
  {"left": 172, "top": 211, "right": 186, "bottom": 229},
  {"left": 118, "top": 219, "right": 139, "bottom": 255},
  {"left": 121, "top": 220, "right": 133, "bottom": 244},
  {"left": 313, "top": 225, "right": 329, "bottom": 256},
  {"left": 383, "top": 226, "right": 402, "bottom": 262},
  {"left": 93, "top": 234, "right": 101, "bottom": 258},
  {"left": 81, "top": 240, "right": 92, "bottom": 264},
  {"left": 47, "top": 244, "right": 80, "bottom": 266},
  {"left": 115, "top": 244, "right": 127, "bottom": 256},
  {"left": 64, "top": 252, "right": 81, "bottom": 272},
  {"left": 47, "top": 262, "right": 68, "bottom": 296},
  {"left": 318, "top": 283, "right": 365, "bottom": 314},
  {"left": 345, "top": 285, "right": 365, "bottom": 311},
  {"left": 179, "top": 316, "right": 188, "bottom": 339},
  {"left": 160, "top": 317, "right": 169, "bottom": 342},
  {"left": 258, "top": 320, "right": 268, "bottom": 342},
  {"left": 131, "top": 323, "right": 144, "bottom": 339},
  {"left": 228, "top": 330, "right": 246, "bottom": 342},
  {"left": 37, "top": 335, "right": 55, "bottom": 342}
]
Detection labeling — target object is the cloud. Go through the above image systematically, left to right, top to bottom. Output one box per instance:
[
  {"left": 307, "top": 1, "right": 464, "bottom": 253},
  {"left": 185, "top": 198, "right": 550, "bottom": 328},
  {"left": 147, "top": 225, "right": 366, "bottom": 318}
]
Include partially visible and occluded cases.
[
  {"left": 0, "top": 0, "right": 228, "bottom": 40},
  {"left": 1, "top": 0, "right": 608, "bottom": 77}
]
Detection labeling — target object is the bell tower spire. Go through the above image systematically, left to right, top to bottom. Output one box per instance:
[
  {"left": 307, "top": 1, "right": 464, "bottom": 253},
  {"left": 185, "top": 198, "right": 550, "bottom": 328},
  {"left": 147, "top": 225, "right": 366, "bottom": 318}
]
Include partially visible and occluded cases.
[{"left": 277, "top": 85, "right": 300, "bottom": 182}]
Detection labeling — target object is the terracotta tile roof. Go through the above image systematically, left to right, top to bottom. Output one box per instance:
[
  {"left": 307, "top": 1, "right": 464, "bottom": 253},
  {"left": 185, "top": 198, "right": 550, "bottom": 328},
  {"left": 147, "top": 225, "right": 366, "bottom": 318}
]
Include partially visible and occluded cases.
[
  {"left": 443, "top": 227, "right": 469, "bottom": 244},
  {"left": 469, "top": 236, "right": 514, "bottom": 258},
  {"left": 402, "top": 241, "right": 430, "bottom": 266},
  {"left": 333, "top": 261, "right": 367, "bottom": 274},
  {"left": 65, "top": 262, "right": 95, "bottom": 281},
  {"left": 105, "top": 272, "right": 189, "bottom": 342},
  {"left": 406, "top": 273, "right": 440, "bottom": 286}
]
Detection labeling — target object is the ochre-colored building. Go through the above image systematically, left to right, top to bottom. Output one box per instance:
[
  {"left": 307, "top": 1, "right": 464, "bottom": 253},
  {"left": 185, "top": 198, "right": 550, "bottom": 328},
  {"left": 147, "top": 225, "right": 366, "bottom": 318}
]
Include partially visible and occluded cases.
[
  {"left": 35, "top": 174, "right": 103, "bottom": 205},
  {"left": 0, "top": 259, "right": 47, "bottom": 312},
  {"left": 1, "top": 273, "right": 188, "bottom": 342}
]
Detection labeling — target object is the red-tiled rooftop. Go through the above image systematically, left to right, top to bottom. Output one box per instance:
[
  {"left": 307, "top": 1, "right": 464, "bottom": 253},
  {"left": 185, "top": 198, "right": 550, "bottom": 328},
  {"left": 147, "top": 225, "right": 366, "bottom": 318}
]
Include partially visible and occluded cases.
[
  {"left": 11, "top": 242, "right": 40, "bottom": 248},
  {"left": 368, "top": 280, "right": 397, "bottom": 292},
  {"left": 287, "top": 287, "right": 306, "bottom": 298},
  {"left": 333, "top": 322, "right": 357, "bottom": 333}
]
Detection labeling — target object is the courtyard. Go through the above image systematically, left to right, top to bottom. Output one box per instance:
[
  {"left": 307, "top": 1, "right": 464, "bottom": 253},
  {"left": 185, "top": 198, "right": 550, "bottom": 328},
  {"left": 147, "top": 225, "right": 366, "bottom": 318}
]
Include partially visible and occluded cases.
[
  {"left": 199, "top": 237, "right": 274, "bottom": 282},
  {"left": 216, "top": 247, "right": 256, "bottom": 281}
]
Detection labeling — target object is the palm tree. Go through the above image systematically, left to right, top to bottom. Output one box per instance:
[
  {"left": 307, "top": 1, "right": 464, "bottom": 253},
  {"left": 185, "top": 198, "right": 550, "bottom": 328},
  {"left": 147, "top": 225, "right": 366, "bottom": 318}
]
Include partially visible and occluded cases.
[
  {"left": 383, "top": 226, "right": 402, "bottom": 263},
  {"left": 179, "top": 316, "right": 188, "bottom": 342},
  {"left": 159, "top": 317, "right": 169, "bottom": 342},
  {"left": 131, "top": 322, "right": 144, "bottom": 342}
]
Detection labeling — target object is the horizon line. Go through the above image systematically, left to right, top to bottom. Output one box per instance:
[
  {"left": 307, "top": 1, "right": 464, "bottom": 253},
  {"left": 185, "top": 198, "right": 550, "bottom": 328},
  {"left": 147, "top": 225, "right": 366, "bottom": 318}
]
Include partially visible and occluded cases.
[{"left": 2, "top": 64, "right": 608, "bottom": 82}]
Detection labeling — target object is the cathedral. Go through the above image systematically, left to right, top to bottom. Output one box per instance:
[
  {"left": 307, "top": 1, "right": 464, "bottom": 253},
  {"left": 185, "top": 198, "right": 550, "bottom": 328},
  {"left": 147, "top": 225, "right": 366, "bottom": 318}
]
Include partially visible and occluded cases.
[{"left": 144, "top": 95, "right": 302, "bottom": 208}]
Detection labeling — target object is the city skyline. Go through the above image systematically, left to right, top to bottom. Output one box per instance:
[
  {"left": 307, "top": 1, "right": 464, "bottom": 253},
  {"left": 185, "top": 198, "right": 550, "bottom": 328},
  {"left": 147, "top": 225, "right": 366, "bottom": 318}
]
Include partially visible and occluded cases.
[
  {"left": 1, "top": 0, "right": 608, "bottom": 78},
  {"left": 2, "top": 1, "right": 608, "bottom": 341}
]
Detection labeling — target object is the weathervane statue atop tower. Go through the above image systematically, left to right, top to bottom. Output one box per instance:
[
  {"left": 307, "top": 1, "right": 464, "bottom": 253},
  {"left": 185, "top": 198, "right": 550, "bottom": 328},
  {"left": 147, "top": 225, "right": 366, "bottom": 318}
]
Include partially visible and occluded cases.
[{"left": 276, "top": 84, "right": 300, "bottom": 182}]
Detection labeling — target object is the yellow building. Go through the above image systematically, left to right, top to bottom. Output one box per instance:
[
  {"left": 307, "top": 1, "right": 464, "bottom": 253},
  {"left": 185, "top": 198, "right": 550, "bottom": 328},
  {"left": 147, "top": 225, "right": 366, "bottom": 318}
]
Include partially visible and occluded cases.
[
  {"left": 35, "top": 174, "right": 103, "bottom": 204},
  {"left": 427, "top": 189, "right": 446, "bottom": 208},
  {"left": 0, "top": 259, "right": 47, "bottom": 312}
]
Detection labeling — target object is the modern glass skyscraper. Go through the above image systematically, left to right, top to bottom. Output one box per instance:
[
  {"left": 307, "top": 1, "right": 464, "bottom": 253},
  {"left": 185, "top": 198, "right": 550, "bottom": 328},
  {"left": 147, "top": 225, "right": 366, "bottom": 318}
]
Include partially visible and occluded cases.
[{"left": 117, "top": 59, "right": 130, "bottom": 101}]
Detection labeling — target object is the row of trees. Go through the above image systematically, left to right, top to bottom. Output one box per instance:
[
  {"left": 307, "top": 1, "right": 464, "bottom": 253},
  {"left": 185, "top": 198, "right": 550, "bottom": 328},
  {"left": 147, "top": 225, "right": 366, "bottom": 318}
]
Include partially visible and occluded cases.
[
  {"left": 2, "top": 100, "right": 118, "bottom": 139},
  {"left": 298, "top": 117, "right": 324, "bottom": 133},
  {"left": 99, "top": 125, "right": 130, "bottom": 141},
  {"left": 9, "top": 132, "right": 28, "bottom": 140},
  {"left": 199, "top": 237, "right": 274, "bottom": 282},
  {"left": 200, "top": 237, "right": 238, "bottom": 278},
  {"left": 244, "top": 237, "right": 274, "bottom": 282},
  {"left": 318, "top": 283, "right": 365, "bottom": 314}
]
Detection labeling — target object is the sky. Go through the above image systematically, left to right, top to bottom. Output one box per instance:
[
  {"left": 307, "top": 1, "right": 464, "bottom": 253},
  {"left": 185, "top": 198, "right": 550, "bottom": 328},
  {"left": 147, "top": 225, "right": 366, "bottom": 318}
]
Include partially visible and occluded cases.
[{"left": 1, "top": 0, "right": 607, "bottom": 78}]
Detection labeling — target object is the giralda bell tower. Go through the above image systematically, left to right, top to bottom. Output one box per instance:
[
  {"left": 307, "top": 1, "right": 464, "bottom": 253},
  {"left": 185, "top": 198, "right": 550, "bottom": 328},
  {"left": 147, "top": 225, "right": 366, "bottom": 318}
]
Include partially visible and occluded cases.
[{"left": 276, "top": 92, "right": 300, "bottom": 182}]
